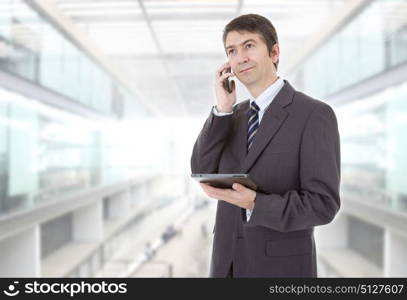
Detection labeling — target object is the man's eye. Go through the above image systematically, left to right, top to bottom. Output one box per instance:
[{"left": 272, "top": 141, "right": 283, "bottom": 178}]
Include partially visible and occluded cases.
[
  {"left": 246, "top": 43, "right": 253, "bottom": 48},
  {"left": 228, "top": 49, "right": 235, "bottom": 55}
]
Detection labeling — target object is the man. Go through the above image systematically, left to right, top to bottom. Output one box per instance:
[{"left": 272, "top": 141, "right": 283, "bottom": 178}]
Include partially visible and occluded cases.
[{"left": 190, "top": 14, "right": 340, "bottom": 278}]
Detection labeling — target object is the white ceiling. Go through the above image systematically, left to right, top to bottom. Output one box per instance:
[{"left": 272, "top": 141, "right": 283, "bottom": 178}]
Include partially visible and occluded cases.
[{"left": 54, "top": 0, "right": 349, "bottom": 117}]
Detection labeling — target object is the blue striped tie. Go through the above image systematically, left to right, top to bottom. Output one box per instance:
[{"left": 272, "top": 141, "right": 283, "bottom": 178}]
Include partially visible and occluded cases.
[
  {"left": 242, "top": 101, "right": 259, "bottom": 222},
  {"left": 247, "top": 101, "right": 260, "bottom": 151}
]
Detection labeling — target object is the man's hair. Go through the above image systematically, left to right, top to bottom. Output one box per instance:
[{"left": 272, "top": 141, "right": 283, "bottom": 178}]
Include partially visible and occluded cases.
[{"left": 222, "top": 14, "right": 279, "bottom": 70}]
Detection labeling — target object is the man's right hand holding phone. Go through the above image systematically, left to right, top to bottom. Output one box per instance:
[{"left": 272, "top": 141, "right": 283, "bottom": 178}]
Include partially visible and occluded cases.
[{"left": 215, "top": 62, "right": 236, "bottom": 113}]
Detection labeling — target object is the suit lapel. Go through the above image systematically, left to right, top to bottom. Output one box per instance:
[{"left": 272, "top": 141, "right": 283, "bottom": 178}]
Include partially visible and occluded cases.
[
  {"left": 240, "top": 80, "right": 296, "bottom": 173},
  {"left": 234, "top": 100, "right": 250, "bottom": 164}
]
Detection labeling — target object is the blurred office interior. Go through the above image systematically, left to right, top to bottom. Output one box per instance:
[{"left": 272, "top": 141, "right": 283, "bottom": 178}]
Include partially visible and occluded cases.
[{"left": 0, "top": 0, "right": 406, "bottom": 277}]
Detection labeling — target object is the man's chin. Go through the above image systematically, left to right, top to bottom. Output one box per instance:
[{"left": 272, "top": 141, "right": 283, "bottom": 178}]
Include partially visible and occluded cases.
[{"left": 241, "top": 78, "right": 258, "bottom": 88}]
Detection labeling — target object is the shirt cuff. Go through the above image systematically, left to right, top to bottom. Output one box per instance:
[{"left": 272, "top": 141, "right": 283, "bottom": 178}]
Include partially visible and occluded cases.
[
  {"left": 212, "top": 106, "right": 234, "bottom": 116},
  {"left": 246, "top": 209, "right": 253, "bottom": 221}
]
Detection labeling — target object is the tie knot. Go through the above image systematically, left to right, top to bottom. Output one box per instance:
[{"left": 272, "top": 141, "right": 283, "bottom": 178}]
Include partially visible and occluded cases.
[{"left": 250, "top": 101, "right": 260, "bottom": 112}]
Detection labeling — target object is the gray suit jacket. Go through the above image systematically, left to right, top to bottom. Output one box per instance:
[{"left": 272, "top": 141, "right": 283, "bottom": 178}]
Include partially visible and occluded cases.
[{"left": 191, "top": 80, "right": 340, "bottom": 277}]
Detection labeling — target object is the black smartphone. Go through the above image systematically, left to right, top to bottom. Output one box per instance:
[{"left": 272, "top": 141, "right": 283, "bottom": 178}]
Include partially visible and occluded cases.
[{"left": 222, "top": 67, "right": 234, "bottom": 93}]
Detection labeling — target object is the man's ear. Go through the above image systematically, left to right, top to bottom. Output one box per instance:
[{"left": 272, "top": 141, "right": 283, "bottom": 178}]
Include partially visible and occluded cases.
[{"left": 271, "top": 43, "right": 280, "bottom": 64}]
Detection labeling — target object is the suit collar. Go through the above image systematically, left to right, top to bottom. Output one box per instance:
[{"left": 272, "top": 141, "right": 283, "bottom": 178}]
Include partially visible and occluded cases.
[
  {"left": 249, "top": 77, "right": 285, "bottom": 112},
  {"left": 270, "top": 79, "right": 295, "bottom": 108},
  {"left": 238, "top": 80, "right": 294, "bottom": 113}
]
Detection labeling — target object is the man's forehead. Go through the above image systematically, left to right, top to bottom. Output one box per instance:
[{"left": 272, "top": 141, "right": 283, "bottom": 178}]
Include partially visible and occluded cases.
[{"left": 225, "top": 31, "right": 262, "bottom": 47}]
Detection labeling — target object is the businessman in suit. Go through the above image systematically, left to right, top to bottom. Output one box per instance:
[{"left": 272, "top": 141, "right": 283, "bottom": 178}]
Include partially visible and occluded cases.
[{"left": 190, "top": 14, "right": 340, "bottom": 277}]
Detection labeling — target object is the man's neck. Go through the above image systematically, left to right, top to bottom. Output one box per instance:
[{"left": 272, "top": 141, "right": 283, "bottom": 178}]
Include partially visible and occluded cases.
[{"left": 248, "top": 75, "right": 279, "bottom": 98}]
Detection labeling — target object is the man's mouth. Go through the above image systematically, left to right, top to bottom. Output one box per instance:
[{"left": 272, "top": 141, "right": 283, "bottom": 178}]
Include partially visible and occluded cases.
[{"left": 240, "top": 66, "right": 254, "bottom": 73}]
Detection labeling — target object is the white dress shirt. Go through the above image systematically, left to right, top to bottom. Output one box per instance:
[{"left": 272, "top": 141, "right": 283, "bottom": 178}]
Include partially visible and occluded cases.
[{"left": 212, "top": 77, "right": 285, "bottom": 221}]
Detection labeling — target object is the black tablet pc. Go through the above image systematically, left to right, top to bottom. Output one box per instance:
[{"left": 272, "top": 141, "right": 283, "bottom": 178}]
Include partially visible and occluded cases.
[{"left": 191, "top": 173, "right": 257, "bottom": 190}]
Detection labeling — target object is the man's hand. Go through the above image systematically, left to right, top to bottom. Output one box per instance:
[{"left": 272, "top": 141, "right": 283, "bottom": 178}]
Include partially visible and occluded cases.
[
  {"left": 215, "top": 62, "right": 236, "bottom": 112},
  {"left": 200, "top": 182, "right": 256, "bottom": 210}
]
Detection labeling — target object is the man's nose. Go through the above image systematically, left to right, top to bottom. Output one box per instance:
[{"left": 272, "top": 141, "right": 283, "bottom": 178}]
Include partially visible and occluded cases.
[{"left": 236, "top": 51, "right": 249, "bottom": 65}]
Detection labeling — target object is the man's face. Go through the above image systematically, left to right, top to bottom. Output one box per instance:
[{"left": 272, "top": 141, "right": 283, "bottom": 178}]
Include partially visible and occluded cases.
[{"left": 225, "top": 30, "right": 278, "bottom": 88}]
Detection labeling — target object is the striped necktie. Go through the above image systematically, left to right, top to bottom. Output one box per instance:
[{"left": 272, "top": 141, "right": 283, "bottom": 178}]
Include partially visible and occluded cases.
[
  {"left": 242, "top": 101, "right": 260, "bottom": 222},
  {"left": 247, "top": 101, "right": 260, "bottom": 151}
]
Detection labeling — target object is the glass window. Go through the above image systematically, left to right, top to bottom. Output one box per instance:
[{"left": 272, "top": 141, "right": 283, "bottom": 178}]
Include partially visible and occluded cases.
[
  {"left": 0, "top": 0, "right": 12, "bottom": 39},
  {"left": 8, "top": 0, "right": 41, "bottom": 81},
  {"left": 292, "top": 0, "right": 407, "bottom": 98},
  {"left": 358, "top": 2, "right": 386, "bottom": 80},
  {"left": 387, "top": 24, "right": 407, "bottom": 67},
  {"left": 39, "top": 25, "right": 63, "bottom": 92},
  {"left": 61, "top": 37, "right": 80, "bottom": 100},
  {"left": 77, "top": 54, "right": 93, "bottom": 106},
  {"left": 338, "top": 81, "right": 407, "bottom": 214},
  {"left": 8, "top": 96, "right": 38, "bottom": 201}
]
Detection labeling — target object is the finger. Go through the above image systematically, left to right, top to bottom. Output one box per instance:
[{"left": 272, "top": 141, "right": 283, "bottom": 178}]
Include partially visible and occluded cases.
[
  {"left": 215, "top": 62, "right": 231, "bottom": 77},
  {"left": 216, "top": 62, "right": 230, "bottom": 73},
  {"left": 217, "top": 68, "right": 233, "bottom": 78},
  {"left": 217, "top": 72, "right": 233, "bottom": 85},
  {"left": 200, "top": 183, "right": 214, "bottom": 195},
  {"left": 202, "top": 183, "right": 227, "bottom": 193},
  {"left": 232, "top": 183, "right": 245, "bottom": 191},
  {"left": 200, "top": 184, "right": 219, "bottom": 197},
  {"left": 200, "top": 185, "right": 213, "bottom": 196},
  {"left": 204, "top": 186, "right": 224, "bottom": 197},
  {"left": 206, "top": 186, "right": 233, "bottom": 199}
]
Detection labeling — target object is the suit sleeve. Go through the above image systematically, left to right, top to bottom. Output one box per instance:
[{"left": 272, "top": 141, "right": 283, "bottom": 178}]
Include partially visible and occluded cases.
[
  {"left": 247, "top": 103, "right": 341, "bottom": 232},
  {"left": 190, "top": 107, "right": 234, "bottom": 174}
]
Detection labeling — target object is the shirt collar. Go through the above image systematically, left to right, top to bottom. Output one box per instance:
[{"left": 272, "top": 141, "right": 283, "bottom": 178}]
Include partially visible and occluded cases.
[{"left": 249, "top": 77, "right": 285, "bottom": 111}]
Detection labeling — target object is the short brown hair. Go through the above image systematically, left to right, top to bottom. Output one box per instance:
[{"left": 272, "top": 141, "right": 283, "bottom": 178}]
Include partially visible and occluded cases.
[{"left": 222, "top": 14, "right": 279, "bottom": 69}]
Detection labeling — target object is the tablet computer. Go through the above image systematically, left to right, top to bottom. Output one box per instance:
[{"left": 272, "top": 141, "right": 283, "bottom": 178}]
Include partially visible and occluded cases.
[{"left": 191, "top": 173, "right": 257, "bottom": 190}]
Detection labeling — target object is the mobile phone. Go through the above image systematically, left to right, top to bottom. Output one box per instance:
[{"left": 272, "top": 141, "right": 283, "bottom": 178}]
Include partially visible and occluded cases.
[{"left": 222, "top": 67, "right": 234, "bottom": 93}]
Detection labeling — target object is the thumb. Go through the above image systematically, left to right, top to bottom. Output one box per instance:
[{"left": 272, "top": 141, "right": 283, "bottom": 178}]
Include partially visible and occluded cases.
[{"left": 232, "top": 183, "right": 244, "bottom": 191}]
